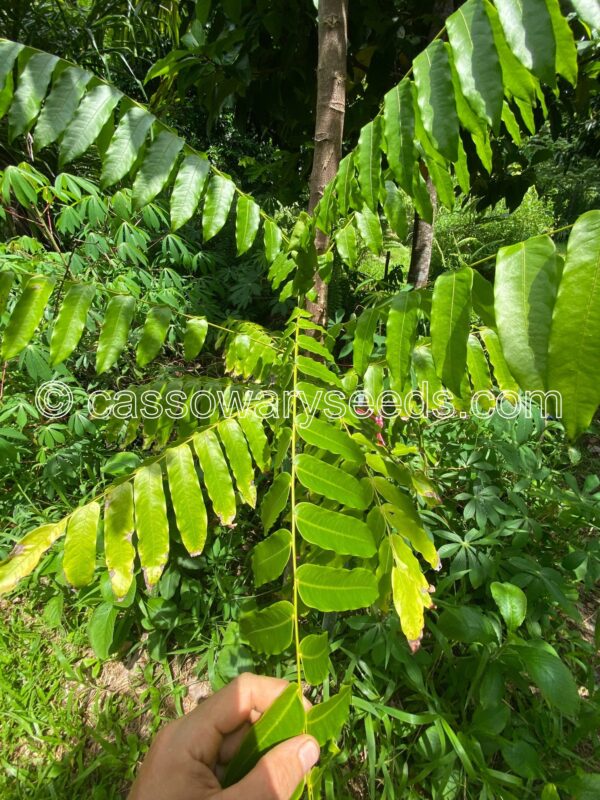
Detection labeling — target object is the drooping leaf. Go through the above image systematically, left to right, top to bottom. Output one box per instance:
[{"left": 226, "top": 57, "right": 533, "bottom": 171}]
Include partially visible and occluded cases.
[
  {"left": 494, "top": 0, "right": 556, "bottom": 86},
  {"left": 546, "top": 0, "right": 578, "bottom": 86},
  {"left": 570, "top": 0, "right": 600, "bottom": 29},
  {"left": 0, "top": 40, "right": 23, "bottom": 90},
  {"left": 413, "top": 40, "right": 459, "bottom": 162},
  {"left": 8, "top": 52, "right": 58, "bottom": 140},
  {"left": 34, "top": 66, "right": 92, "bottom": 151},
  {"left": 383, "top": 79, "right": 416, "bottom": 195},
  {"left": 60, "top": 84, "right": 122, "bottom": 165},
  {"left": 101, "top": 106, "right": 154, "bottom": 187},
  {"left": 356, "top": 118, "right": 382, "bottom": 212},
  {"left": 132, "top": 129, "right": 183, "bottom": 209},
  {"left": 170, "top": 153, "right": 210, "bottom": 230},
  {"left": 335, "top": 153, "right": 357, "bottom": 216},
  {"left": 202, "top": 174, "right": 236, "bottom": 241},
  {"left": 382, "top": 181, "right": 407, "bottom": 239},
  {"left": 236, "top": 194, "right": 261, "bottom": 255},
  {"left": 355, "top": 205, "right": 383, "bottom": 255},
  {"left": 547, "top": 211, "right": 600, "bottom": 438},
  {"left": 263, "top": 219, "right": 283, "bottom": 263},
  {"left": 335, "top": 224, "right": 358, "bottom": 268},
  {"left": 495, "top": 235, "right": 562, "bottom": 392},
  {"left": 430, "top": 267, "right": 473, "bottom": 396},
  {"left": 471, "top": 270, "right": 496, "bottom": 327},
  {"left": 0, "top": 271, "right": 14, "bottom": 315},
  {"left": 1, "top": 274, "right": 55, "bottom": 360},
  {"left": 50, "top": 283, "right": 95, "bottom": 366},
  {"left": 386, "top": 292, "right": 420, "bottom": 391},
  {"left": 95, "top": 294, "right": 135, "bottom": 374},
  {"left": 136, "top": 305, "right": 172, "bottom": 368},
  {"left": 353, "top": 306, "right": 380, "bottom": 377},
  {"left": 183, "top": 316, "right": 208, "bottom": 360},
  {"left": 480, "top": 327, "right": 519, "bottom": 395},
  {"left": 297, "top": 334, "right": 334, "bottom": 363},
  {"left": 467, "top": 334, "right": 493, "bottom": 400},
  {"left": 296, "top": 355, "right": 343, "bottom": 389},
  {"left": 239, "top": 411, "right": 270, "bottom": 471},
  {"left": 296, "top": 415, "right": 364, "bottom": 463},
  {"left": 218, "top": 417, "right": 257, "bottom": 507},
  {"left": 194, "top": 429, "right": 236, "bottom": 525},
  {"left": 165, "top": 443, "right": 207, "bottom": 556},
  {"left": 295, "top": 454, "right": 370, "bottom": 510},
  {"left": 134, "top": 463, "right": 169, "bottom": 588},
  {"left": 260, "top": 472, "right": 291, "bottom": 533},
  {"left": 104, "top": 481, "right": 135, "bottom": 600},
  {"left": 379, "top": 499, "right": 439, "bottom": 570},
  {"left": 63, "top": 502, "right": 100, "bottom": 588},
  {"left": 295, "top": 502, "right": 376, "bottom": 557},
  {"left": 0, "top": 520, "right": 66, "bottom": 595},
  {"left": 251, "top": 528, "right": 292, "bottom": 587},
  {"left": 390, "top": 535, "right": 433, "bottom": 645},
  {"left": 297, "top": 564, "right": 378, "bottom": 611},
  {"left": 491, "top": 581, "right": 527, "bottom": 631},
  {"left": 239, "top": 600, "right": 294, "bottom": 655},
  {"left": 300, "top": 632, "right": 329, "bottom": 686},
  {"left": 222, "top": 684, "right": 306, "bottom": 787},
  {"left": 307, "top": 686, "right": 351, "bottom": 745}
]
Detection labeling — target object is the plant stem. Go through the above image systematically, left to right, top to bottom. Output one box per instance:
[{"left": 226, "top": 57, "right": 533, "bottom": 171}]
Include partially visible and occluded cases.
[{"left": 290, "top": 317, "right": 303, "bottom": 692}]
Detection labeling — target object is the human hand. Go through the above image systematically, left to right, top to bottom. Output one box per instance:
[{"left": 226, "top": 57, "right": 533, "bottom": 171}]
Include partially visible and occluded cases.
[{"left": 128, "top": 672, "right": 320, "bottom": 800}]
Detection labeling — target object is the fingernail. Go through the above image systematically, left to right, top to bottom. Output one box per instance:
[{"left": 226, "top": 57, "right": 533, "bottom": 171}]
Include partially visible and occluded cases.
[{"left": 298, "top": 739, "right": 320, "bottom": 773}]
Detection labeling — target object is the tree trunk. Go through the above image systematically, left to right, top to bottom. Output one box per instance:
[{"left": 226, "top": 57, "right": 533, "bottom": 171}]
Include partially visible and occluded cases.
[
  {"left": 306, "top": 0, "right": 348, "bottom": 327},
  {"left": 407, "top": 0, "right": 454, "bottom": 288}
]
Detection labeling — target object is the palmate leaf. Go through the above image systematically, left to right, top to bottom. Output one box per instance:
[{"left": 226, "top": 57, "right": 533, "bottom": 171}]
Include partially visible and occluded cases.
[
  {"left": 8, "top": 52, "right": 58, "bottom": 140},
  {"left": 33, "top": 66, "right": 92, "bottom": 152},
  {"left": 59, "top": 83, "right": 122, "bottom": 165},
  {"left": 101, "top": 106, "right": 155, "bottom": 188},
  {"left": 132, "top": 129, "right": 184, "bottom": 209},
  {"left": 202, "top": 175, "right": 236, "bottom": 241},
  {"left": 236, "top": 194, "right": 261, "bottom": 255},
  {"left": 547, "top": 211, "right": 600, "bottom": 439},
  {"left": 495, "top": 235, "right": 562, "bottom": 392},
  {"left": 430, "top": 267, "right": 473, "bottom": 396},
  {"left": 0, "top": 274, "right": 55, "bottom": 360},
  {"left": 50, "top": 283, "right": 95, "bottom": 366},
  {"left": 96, "top": 294, "right": 135, "bottom": 374},
  {"left": 136, "top": 305, "right": 172, "bottom": 368},
  {"left": 218, "top": 417, "right": 257, "bottom": 507},
  {"left": 194, "top": 429, "right": 236, "bottom": 525},
  {"left": 165, "top": 443, "right": 208, "bottom": 556},
  {"left": 295, "top": 454, "right": 370, "bottom": 510},
  {"left": 134, "top": 463, "right": 169, "bottom": 588},
  {"left": 104, "top": 481, "right": 135, "bottom": 600},
  {"left": 63, "top": 502, "right": 100, "bottom": 588},
  {"left": 295, "top": 503, "right": 376, "bottom": 558},
  {"left": 0, "top": 520, "right": 66, "bottom": 595},
  {"left": 251, "top": 528, "right": 292, "bottom": 587},
  {"left": 297, "top": 564, "right": 378, "bottom": 612},
  {"left": 239, "top": 600, "right": 294, "bottom": 655},
  {"left": 300, "top": 632, "right": 329, "bottom": 685}
]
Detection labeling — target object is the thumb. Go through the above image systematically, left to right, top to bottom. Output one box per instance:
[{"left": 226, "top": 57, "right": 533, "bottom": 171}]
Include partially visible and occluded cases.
[{"left": 220, "top": 735, "right": 320, "bottom": 800}]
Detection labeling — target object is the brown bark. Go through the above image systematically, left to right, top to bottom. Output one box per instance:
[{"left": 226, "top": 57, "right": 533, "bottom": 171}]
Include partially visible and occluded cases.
[
  {"left": 306, "top": 0, "right": 348, "bottom": 327},
  {"left": 407, "top": 0, "right": 454, "bottom": 288}
]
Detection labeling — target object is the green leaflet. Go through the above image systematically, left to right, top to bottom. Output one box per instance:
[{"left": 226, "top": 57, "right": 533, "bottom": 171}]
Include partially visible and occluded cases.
[
  {"left": 446, "top": 0, "right": 503, "bottom": 130},
  {"left": 494, "top": 0, "right": 556, "bottom": 86},
  {"left": 546, "top": 0, "right": 578, "bottom": 86},
  {"left": 571, "top": 0, "right": 600, "bottom": 29},
  {"left": 485, "top": 1, "right": 539, "bottom": 104},
  {"left": 413, "top": 39, "right": 459, "bottom": 162},
  {"left": 0, "top": 41, "right": 23, "bottom": 89},
  {"left": 8, "top": 52, "right": 58, "bottom": 140},
  {"left": 34, "top": 66, "right": 91, "bottom": 151},
  {"left": 383, "top": 79, "right": 416, "bottom": 195},
  {"left": 60, "top": 83, "right": 122, "bottom": 165},
  {"left": 101, "top": 107, "right": 155, "bottom": 187},
  {"left": 356, "top": 118, "right": 382, "bottom": 212},
  {"left": 132, "top": 129, "right": 183, "bottom": 209},
  {"left": 335, "top": 153, "right": 357, "bottom": 216},
  {"left": 170, "top": 154, "right": 211, "bottom": 230},
  {"left": 202, "top": 174, "right": 236, "bottom": 241},
  {"left": 315, "top": 180, "right": 338, "bottom": 234},
  {"left": 383, "top": 181, "right": 407, "bottom": 239},
  {"left": 236, "top": 194, "right": 261, "bottom": 255},
  {"left": 355, "top": 205, "right": 383, "bottom": 255},
  {"left": 547, "top": 211, "right": 600, "bottom": 439},
  {"left": 263, "top": 218, "right": 283, "bottom": 263},
  {"left": 335, "top": 223, "right": 358, "bottom": 268},
  {"left": 495, "top": 235, "right": 562, "bottom": 392},
  {"left": 269, "top": 253, "right": 296, "bottom": 289},
  {"left": 430, "top": 267, "right": 473, "bottom": 396},
  {"left": 0, "top": 270, "right": 15, "bottom": 315},
  {"left": 471, "top": 270, "right": 496, "bottom": 327},
  {"left": 1, "top": 274, "right": 55, "bottom": 360},
  {"left": 50, "top": 282, "right": 95, "bottom": 366},
  {"left": 386, "top": 292, "right": 420, "bottom": 391},
  {"left": 95, "top": 294, "right": 135, "bottom": 374},
  {"left": 136, "top": 305, "right": 172, "bottom": 368},
  {"left": 353, "top": 305, "right": 380, "bottom": 377},
  {"left": 183, "top": 316, "right": 208, "bottom": 360},
  {"left": 480, "top": 327, "right": 519, "bottom": 395},
  {"left": 297, "top": 334, "right": 334, "bottom": 363},
  {"left": 467, "top": 334, "right": 493, "bottom": 398},
  {"left": 413, "top": 345, "right": 446, "bottom": 410},
  {"left": 296, "top": 355, "right": 343, "bottom": 388},
  {"left": 365, "top": 364, "right": 383, "bottom": 412},
  {"left": 239, "top": 411, "right": 270, "bottom": 471},
  {"left": 297, "top": 415, "right": 364, "bottom": 463},
  {"left": 218, "top": 417, "right": 257, "bottom": 507},
  {"left": 194, "top": 429, "right": 237, "bottom": 525},
  {"left": 165, "top": 443, "right": 207, "bottom": 556},
  {"left": 295, "top": 454, "right": 370, "bottom": 510},
  {"left": 134, "top": 463, "right": 169, "bottom": 588},
  {"left": 260, "top": 472, "right": 291, "bottom": 533},
  {"left": 374, "top": 478, "right": 439, "bottom": 567},
  {"left": 104, "top": 481, "right": 135, "bottom": 600},
  {"left": 63, "top": 502, "right": 100, "bottom": 588},
  {"left": 295, "top": 502, "right": 376, "bottom": 558},
  {"left": 0, "top": 520, "right": 66, "bottom": 595},
  {"left": 251, "top": 528, "right": 292, "bottom": 587},
  {"left": 391, "top": 534, "right": 433, "bottom": 644},
  {"left": 297, "top": 564, "right": 378, "bottom": 611},
  {"left": 490, "top": 581, "right": 527, "bottom": 631},
  {"left": 239, "top": 600, "right": 294, "bottom": 655},
  {"left": 88, "top": 602, "right": 118, "bottom": 660},
  {"left": 300, "top": 632, "right": 329, "bottom": 685},
  {"left": 515, "top": 643, "right": 579, "bottom": 716},
  {"left": 223, "top": 685, "right": 306, "bottom": 787},
  {"left": 307, "top": 686, "right": 351, "bottom": 745}
]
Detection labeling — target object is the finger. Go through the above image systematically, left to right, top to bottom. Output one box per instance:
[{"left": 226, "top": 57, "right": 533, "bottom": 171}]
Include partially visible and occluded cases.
[
  {"left": 218, "top": 722, "right": 251, "bottom": 766},
  {"left": 219, "top": 735, "right": 320, "bottom": 800}
]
